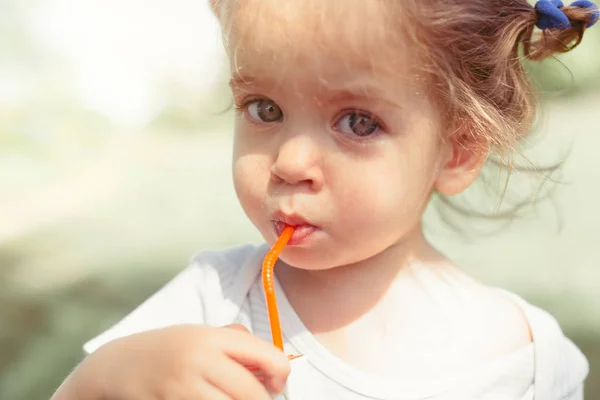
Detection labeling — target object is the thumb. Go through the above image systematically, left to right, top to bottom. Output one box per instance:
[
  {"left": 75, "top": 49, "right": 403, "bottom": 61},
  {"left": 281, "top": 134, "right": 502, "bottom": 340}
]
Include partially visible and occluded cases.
[{"left": 223, "top": 323, "right": 251, "bottom": 334}]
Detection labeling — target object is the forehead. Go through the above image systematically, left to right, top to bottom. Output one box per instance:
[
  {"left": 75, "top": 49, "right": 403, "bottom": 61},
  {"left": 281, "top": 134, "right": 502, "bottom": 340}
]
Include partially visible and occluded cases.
[{"left": 221, "top": 0, "right": 416, "bottom": 85}]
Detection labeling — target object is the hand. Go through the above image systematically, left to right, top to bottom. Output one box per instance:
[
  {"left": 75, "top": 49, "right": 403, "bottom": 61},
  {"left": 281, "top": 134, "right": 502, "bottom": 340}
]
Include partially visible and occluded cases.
[{"left": 51, "top": 324, "right": 291, "bottom": 400}]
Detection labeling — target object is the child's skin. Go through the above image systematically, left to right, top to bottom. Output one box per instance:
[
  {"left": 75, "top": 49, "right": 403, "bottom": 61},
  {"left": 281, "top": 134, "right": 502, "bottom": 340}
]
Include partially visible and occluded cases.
[
  {"left": 51, "top": 0, "right": 547, "bottom": 398},
  {"left": 229, "top": 26, "right": 532, "bottom": 379},
  {"left": 52, "top": 325, "right": 290, "bottom": 399}
]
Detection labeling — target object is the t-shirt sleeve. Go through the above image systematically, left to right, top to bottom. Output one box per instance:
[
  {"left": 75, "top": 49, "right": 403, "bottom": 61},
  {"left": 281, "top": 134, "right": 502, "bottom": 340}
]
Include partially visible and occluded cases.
[
  {"left": 82, "top": 243, "right": 262, "bottom": 355},
  {"left": 83, "top": 264, "right": 206, "bottom": 354},
  {"left": 508, "top": 291, "right": 590, "bottom": 400},
  {"left": 561, "top": 384, "right": 584, "bottom": 400}
]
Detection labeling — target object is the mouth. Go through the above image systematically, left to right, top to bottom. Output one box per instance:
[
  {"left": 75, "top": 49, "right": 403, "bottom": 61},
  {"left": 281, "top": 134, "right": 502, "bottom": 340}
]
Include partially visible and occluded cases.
[{"left": 272, "top": 214, "right": 319, "bottom": 245}]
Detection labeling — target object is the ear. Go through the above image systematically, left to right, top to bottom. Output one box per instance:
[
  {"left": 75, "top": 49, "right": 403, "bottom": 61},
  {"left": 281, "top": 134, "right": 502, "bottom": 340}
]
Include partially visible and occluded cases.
[{"left": 435, "top": 135, "right": 488, "bottom": 196}]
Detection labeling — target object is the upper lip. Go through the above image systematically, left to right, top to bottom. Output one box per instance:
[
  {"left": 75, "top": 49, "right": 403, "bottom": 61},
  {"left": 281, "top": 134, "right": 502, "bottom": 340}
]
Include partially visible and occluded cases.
[{"left": 271, "top": 212, "right": 316, "bottom": 227}]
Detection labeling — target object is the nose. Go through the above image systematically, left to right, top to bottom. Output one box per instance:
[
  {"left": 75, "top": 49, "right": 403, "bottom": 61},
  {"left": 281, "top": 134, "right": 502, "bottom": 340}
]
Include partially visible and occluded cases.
[{"left": 270, "top": 134, "right": 324, "bottom": 191}]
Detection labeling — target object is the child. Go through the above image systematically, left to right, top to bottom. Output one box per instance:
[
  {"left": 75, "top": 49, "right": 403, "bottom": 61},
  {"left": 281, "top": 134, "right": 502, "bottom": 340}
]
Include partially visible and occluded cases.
[{"left": 52, "top": 0, "right": 598, "bottom": 399}]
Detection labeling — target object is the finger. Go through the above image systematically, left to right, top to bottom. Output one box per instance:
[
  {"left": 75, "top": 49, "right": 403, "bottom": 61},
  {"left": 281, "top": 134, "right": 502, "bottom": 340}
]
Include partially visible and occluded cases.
[
  {"left": 223, "top": 324, "right": 251, "bottom": 333},
  {"left": 224, "top": 324, "right": 284, "bottom": 374},
  {"left": 217, "top": 329, "right": 291, "bottom": 392},
  {"left": 247, "top": 354, "right": 303, "bottom": 371},
  {"left": 203, "top": 356, "right": 271, "bottom": 400},
  {"left": 193, "top": 380, "right": 233, "bottom": 400}
]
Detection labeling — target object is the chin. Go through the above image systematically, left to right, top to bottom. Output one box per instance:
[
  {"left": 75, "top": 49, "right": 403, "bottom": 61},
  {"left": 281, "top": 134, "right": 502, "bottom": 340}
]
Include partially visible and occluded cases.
[{"left": 274, "top": 246, "right": 344, "bottom": 271}]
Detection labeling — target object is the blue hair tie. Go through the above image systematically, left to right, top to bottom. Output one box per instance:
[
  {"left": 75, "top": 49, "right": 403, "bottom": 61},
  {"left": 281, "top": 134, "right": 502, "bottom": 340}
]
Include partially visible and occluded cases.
[{"left": 535, "top": 0, "right": 599, "bottom": 29}]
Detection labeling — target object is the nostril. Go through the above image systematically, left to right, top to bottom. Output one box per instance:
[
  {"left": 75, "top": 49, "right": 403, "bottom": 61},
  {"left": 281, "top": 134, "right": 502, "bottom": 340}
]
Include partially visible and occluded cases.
[{"left": 269, "top": 165, "right": 284, "bottom": 183}]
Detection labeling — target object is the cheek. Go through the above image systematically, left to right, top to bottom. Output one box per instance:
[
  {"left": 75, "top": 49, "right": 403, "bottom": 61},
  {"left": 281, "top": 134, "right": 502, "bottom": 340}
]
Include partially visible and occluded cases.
[
  {"left": 233, "top": 128, "right": 259, "bottom": 190},
  {"left": 232, "top": 132, "right": 269, "bottom": 215},
  {"left": 331, "top": 146, "right": 440, "bottom": 231},
  {"left": 233, "top": 154, "right": 264, "bottom": 209}
]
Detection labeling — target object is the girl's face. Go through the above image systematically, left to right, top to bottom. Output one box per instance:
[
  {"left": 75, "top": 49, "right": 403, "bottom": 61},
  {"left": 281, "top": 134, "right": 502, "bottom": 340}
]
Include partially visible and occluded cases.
[{"left": 228, "top": 3, "right": 457, "bottom": 270}]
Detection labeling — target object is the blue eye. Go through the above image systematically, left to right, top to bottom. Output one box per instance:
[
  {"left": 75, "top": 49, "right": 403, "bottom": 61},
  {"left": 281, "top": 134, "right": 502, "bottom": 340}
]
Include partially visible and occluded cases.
[
  {"left": 246, "top": 99, "right": 283, "bottom": 122},
  {"left": 335, "top": 112, "right": 380, "bottom": 137}
]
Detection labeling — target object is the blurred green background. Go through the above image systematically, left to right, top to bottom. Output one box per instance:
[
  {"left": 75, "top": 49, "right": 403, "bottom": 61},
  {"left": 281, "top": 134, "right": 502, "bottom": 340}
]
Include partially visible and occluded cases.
[{"left": 1, "top": 1, "right": 599, "bottom": 399}]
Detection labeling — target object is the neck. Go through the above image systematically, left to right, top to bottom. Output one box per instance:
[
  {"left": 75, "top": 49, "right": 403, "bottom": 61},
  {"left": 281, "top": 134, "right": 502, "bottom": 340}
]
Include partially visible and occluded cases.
[{"left": 276, "top": 225, "right": 447, "bottom": 333}]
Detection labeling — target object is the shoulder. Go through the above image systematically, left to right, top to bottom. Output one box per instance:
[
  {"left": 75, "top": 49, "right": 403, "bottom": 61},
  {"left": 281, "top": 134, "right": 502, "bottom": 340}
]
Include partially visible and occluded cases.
[
  {"left": 186, "top": 242, "right": 265, "bottom": 294},
  {"left": 192, "top": 242, "right": 266, "bottom": 271},
  {"left": 83, "top": 243, "right": 267, "bottom": 354},
  {"left": 190, "top": 243, "right": 268, "bottom": 325},
  {"left": 429, "top": 278, "right": 533, "bottom": 362},
  {"left": 459, "top": 284, "right": 589, "bottom": 395},
  {"left": 467, "top": 286, "right": 533, "bottom": 358},
  {"left": 456, "top": 287, "right": 588, "bottom": 396}
]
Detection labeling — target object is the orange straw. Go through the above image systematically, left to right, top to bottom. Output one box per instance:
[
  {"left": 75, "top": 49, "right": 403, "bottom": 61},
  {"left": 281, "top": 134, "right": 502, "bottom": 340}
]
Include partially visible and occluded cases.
[{"left": 262, "top": 226, "right": 295, "bottom": 351}]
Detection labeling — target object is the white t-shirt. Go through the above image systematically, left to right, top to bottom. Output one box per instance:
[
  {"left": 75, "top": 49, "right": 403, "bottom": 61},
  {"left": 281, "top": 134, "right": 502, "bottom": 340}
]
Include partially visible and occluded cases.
[{"left": 84, "top": 243, "right": 589, "bottom": 400}]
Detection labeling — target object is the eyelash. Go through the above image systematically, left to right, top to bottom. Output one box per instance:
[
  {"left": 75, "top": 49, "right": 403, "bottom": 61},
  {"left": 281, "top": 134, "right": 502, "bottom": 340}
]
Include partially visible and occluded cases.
[
  {"left": 234, "top": 96, "right": 386, "bottom": 140},
  {"left": 234, "top": 97, "right": 274, "bottom": 125},
  {"left": 234, "top": 97, "right": 254, "bottom": 112},
  {"left": 332, "top": 109, "right": 386, "bottom": 139}
]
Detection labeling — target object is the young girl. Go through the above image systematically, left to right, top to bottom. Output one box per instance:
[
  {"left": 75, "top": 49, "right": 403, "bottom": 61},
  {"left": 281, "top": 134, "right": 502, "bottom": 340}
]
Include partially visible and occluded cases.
[{"left": 52, "top": 0, "right": 598, "bottom": 399}]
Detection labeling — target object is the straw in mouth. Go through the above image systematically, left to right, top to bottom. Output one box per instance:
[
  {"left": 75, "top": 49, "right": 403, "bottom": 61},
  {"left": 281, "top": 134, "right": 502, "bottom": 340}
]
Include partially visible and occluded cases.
[
  {"left": 262, "top": 225, "right": 295, "bottom": 350},
  {"left": 256, "top": 226, "right": 305, "bottom": 398}
]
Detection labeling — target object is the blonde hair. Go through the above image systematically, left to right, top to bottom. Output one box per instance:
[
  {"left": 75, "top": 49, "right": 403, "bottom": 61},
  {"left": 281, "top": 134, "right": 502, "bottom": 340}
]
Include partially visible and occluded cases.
[{"left": 211, "top": 0, "right": 596, "bottom": 155}]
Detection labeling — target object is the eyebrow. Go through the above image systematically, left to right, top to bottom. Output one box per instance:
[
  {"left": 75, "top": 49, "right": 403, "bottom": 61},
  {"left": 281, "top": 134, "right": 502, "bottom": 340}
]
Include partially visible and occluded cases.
[
  {"left": 229, "top": 74, "right": 402, "bottom": 109},
  {"left": 229, "top": 74, "right": 270, "bottom": 88},
  {"left": 229, "top": 75, "right": 247, "bottom": 87},
  {"left": 326, "top": 87, "right": 401, "bottom": 109}
]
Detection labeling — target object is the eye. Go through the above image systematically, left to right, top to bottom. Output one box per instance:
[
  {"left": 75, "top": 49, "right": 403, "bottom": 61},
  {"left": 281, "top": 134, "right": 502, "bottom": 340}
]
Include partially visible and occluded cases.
[
  {"left": 246, "top": 99, "right": 283, "bottom": 122},
  {"left": 335, "top": 111, "right": 381, "bottom": 137}
]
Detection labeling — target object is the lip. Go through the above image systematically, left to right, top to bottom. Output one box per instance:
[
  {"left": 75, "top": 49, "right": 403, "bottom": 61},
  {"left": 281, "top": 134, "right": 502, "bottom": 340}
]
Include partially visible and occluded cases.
[{"left": 271, "top": 213, "right": 319, "bottom": 245}]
